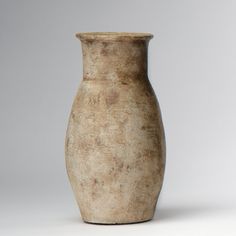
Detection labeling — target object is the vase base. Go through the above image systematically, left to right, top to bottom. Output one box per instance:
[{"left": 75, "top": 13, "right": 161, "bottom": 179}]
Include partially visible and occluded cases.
[{"left": 83, "top": 218, "right": 152, "bottom": 225}]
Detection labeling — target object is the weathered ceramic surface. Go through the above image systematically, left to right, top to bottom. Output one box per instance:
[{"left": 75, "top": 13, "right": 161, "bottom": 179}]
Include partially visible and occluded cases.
[{"left": 65, "top": 32, "right": 166, "bottom": 224}]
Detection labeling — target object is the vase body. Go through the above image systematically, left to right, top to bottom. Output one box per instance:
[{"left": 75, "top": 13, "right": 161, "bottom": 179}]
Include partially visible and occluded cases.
[{"left": 65, "top": 32, "right": 165, "bottom": 224}]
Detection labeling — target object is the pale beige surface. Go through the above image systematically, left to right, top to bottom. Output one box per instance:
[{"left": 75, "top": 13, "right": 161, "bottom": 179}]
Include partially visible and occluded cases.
[{"left": 65, "top": 33, "right": 165, "bottom": 224}]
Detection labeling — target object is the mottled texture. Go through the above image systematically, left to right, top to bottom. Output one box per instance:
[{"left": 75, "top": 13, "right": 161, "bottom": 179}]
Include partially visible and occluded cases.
[{"left": 65, "top": 32, "right": 166, "bottom": 224}]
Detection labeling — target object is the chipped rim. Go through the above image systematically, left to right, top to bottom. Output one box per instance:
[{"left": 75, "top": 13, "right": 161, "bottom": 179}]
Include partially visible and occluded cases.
[{"left": 76, "top": 32, "right": 153, "bottom": 42}]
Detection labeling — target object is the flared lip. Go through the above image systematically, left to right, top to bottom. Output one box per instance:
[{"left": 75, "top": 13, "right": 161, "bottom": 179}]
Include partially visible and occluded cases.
[{"left": 76, "top": 32, "right": 153, "bottom": 42}]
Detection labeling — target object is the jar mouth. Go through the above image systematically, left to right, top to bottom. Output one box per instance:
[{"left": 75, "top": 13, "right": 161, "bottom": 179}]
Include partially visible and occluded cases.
[{"left": 76, "top": 32, "right": 153, "bottom": 42}]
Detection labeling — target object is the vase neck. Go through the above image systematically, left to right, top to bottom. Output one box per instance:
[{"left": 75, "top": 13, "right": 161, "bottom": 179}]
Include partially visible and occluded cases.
[{"left": 79, "top": 38, "right": 150, "bottom": 81}]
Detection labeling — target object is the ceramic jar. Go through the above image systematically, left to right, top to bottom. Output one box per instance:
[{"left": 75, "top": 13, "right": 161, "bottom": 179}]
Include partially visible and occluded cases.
[{"left": 65, "top": 32, "right": 165, "bottom": 224}]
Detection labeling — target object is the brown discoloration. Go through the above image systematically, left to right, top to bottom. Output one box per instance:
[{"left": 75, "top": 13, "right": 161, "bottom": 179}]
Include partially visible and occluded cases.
[
  {"left": 65, "top": 32, "right": 166, "bottom": 224},
  {"left": 102, "top": 41, "right": 108, "bottom": 46},
  {"left": 101, "top": 42, "right": 109, "bottom": 56},
  {"left": 101, "top": 48, "right": 108, "bottom": 56},
  {"left": 121, "top": 80, "right": 128, "bottom": 85},
  {"left": 105, "top": 90, "right": 119, "bottom": 107},
  {"left": 71, "top": 112, "right": 76, "bottom": 120},
  {"left": 65, "top": 137, "right": 70, "bottom": 149},
  {"left": 95, "top": 137, "right": 102, "bottom": 146},
  {"left": 118, "top": 162, "right": 124, "bottom": 170}
]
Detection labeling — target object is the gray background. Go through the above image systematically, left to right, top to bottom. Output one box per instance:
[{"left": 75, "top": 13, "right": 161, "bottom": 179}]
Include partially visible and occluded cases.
[{"left": 1, "top": 0, "right": 235, "bottom": 235}]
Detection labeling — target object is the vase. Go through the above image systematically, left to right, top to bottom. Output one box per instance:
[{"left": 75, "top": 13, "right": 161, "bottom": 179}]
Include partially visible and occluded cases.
[{"left": 65, "top": 32, "right": 166, "bottom": 224}]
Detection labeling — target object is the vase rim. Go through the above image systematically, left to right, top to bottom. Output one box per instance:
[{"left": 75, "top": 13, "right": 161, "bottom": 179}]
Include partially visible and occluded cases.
[{"left": 76, "top": 32, "right": 153, "bottom": 42}]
